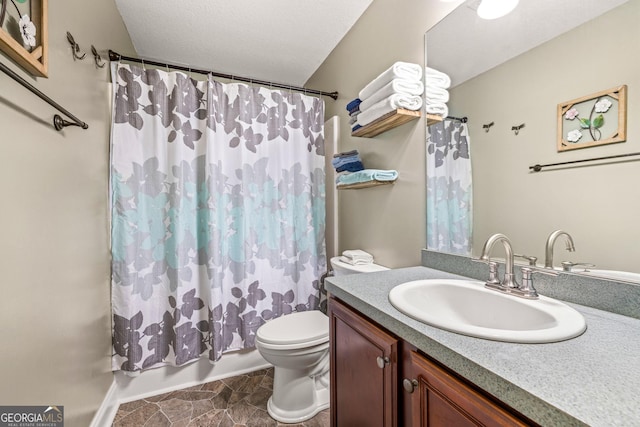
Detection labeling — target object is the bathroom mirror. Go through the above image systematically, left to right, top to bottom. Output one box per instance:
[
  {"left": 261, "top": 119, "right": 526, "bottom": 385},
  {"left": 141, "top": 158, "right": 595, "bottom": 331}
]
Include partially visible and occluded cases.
[{"left": 425, "top": 0, "right": 640, "bottom": 282}]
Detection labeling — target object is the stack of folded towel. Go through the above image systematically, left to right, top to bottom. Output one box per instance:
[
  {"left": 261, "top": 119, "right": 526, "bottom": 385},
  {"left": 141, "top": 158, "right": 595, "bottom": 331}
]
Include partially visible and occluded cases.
[
  {"left": 349, "top": 61, "right": 424, "bottom": 129},
  {"left": 425, "top": 67, "right": 451, "bottom": 118},
  {"left": 346, "top": 99, "right": 363, "bottom": 133},
  {"left": 332, "top": 150, "right": 364, "bottom": 173},
  {"left": 336, "top": 169, "right": 398, "bottom": 187},
  {"left": 340, "top": 249, "right": 374, "bottom": 266}
]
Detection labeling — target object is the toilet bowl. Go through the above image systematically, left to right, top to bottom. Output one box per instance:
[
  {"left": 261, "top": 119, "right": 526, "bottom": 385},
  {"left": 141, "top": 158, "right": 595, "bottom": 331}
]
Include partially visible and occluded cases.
[
  {"left": 255, "top": 256, "right": 387, "bottom": 423},
  {"left": 256, "top": 310, "right": 330, "bottom": 423}
]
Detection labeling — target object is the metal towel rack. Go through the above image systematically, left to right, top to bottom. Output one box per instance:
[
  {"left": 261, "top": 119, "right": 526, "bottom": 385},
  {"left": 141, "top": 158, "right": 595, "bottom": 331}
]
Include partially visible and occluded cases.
[
  {"left": 0, "top": 61, "right": 88, "bottom": 131},
  {"left": 529, "top": 151, "right": 640, "bottom": 172}
]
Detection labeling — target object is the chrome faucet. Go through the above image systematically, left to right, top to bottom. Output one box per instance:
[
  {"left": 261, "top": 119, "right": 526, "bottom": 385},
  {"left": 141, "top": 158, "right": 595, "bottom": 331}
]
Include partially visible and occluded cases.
[
  {"left": 544, "top": 230, "right": 575, "bottom": 268},
  {"left": 477, "top": 233, "right": 555, "bottom": 299},
  {"left": 479, "top": 233, "right": 518, "bottom": 290}
]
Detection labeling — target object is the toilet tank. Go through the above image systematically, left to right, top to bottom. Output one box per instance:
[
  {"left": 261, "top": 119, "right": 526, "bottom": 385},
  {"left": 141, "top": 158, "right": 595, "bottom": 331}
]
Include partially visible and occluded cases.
[{"left": 330, "top": 256, "right": 389, "bottom": 276}]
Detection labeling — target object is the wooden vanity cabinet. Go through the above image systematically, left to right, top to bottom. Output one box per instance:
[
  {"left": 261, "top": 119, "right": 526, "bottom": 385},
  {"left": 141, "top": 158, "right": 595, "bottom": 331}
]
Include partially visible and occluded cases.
[
  {"left": 329, "top": 296, "right": 399, "bottom": 427},
  {"left": 329, "top": 297, "right": 536, "bottom": 427},
  {"left": 408, "top": 351, "right": 534, "bottom": 426}
]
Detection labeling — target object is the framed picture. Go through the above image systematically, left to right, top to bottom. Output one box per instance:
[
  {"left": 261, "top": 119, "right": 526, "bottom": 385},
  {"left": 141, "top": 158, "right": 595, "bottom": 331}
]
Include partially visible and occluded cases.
[
  {"left": 0, "top": 0, "right": 48, "bottom": 77},
  {"left": 557, "top": 85, "right": 627, "bottom": 152}
]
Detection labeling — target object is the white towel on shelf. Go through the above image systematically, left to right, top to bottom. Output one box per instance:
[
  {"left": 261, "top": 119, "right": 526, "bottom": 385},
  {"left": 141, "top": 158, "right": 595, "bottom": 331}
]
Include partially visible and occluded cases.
[
  {"left": 359, "top": 62, "right": 423, "bottom": 100},
  {"left": 425, "top": 67, "right": 451, "bottom": 89},
  {"left": 359, "top": 80, "right": 425, "bottom": 111},
  {"left": 425, "top": 86, "right": 450, "bottom": 104},
  {"left": 357, "top": 94, "right": 422, "bottom": 127},
  {"left": 425, "top": 103, "right": 449, "bottom": 117}
]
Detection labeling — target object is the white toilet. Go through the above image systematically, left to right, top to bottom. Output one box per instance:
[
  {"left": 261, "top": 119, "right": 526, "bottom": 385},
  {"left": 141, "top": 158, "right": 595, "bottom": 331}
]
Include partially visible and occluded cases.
[{"left": 255, "top": 256, "right": 388, "bottom": 423}]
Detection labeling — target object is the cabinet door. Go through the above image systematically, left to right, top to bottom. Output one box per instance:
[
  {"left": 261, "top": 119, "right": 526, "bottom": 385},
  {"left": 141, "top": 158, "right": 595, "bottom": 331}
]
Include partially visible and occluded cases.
[
  {"left": 329, "top": 297, "right": 399, "bottom": 427},
  {"left": 408, "top": 351, "right": 535, "bottom": 427}
]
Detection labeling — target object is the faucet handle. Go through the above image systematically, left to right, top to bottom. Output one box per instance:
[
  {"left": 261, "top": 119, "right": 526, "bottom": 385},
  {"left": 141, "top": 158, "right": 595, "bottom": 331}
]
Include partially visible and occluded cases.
[
  {"left": 514, "top": 253, "right": 538, "bottom": 266},
  {"left": 487, "top": 261, "right": 501, "bottom": 285},
  {"left": 561, "top": 261, "right": 596, "bottom": 272},
  {"left": 520, "top": 267, "right": 559, "bottom": 299}
]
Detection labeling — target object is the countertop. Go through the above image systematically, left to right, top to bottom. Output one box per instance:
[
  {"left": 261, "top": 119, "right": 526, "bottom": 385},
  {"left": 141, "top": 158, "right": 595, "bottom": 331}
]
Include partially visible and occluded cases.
[{"left": 325, "top": 266, "right": 640, "bottom": 427}]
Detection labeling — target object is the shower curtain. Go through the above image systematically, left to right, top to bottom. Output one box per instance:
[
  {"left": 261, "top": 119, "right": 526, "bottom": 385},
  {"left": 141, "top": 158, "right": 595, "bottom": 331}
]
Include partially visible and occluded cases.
[
  {"left": 110, "top": 63, "right": 326, "bottom": 372},
  {"left": 426, "top": 119, "right": 473, "bottom": 255}
]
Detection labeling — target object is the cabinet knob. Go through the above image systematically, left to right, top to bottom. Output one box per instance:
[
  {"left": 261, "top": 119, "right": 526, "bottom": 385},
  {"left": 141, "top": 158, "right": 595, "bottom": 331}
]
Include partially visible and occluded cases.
[
  {"left": 376, "top": 356, "right": 390, "bottom": 369},
  {"left": 403, "top": 378, "right": 419, "bottom": 393}
]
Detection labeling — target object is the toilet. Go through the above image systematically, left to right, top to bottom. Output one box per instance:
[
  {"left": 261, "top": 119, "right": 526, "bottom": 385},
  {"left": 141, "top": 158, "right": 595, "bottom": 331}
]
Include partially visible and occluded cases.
[{"left": 255, "top": 256, "right": 388, "bottom": 423}]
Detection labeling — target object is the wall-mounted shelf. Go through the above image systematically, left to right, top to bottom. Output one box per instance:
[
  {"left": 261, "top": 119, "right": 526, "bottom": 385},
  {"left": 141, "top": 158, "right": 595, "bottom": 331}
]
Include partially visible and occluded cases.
[
  {"left": 352, "top": 109, "right": 421, "bottom": 138},
  {"left": 426, "top": 114, "right": 444, "bottom": 126},
  {"left": 337, "top": 180, "right": 396, "bottom": 190}
]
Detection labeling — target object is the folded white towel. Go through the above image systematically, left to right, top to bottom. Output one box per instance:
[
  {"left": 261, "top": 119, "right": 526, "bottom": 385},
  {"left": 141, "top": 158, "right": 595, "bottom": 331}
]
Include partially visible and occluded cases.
[
  {"left": 359, "top": 62, "right": 423, "bottom": 101},
  {"left": 425, "top": 67, "right": 451, "bottom": 89},
  {"left": 359, "top": 80, "right": 425, "bottom": 111},
  {"left": 425, "top": 86, "right": 450, "bottom": 104},
  {"left": 357, "top": 94, "right": 422, "bottom": 127},
  {"left": 425, "top": 103, "right": 449, "bottom": 117},
  {"left": 340, "top": 249, "right": 374, "bottom": 266},
  {"left": 343, "top": 249, "right": 373, "bottom": 260},
  {"left": 339, "top": 256, "right": 373, "bottom": 266}
]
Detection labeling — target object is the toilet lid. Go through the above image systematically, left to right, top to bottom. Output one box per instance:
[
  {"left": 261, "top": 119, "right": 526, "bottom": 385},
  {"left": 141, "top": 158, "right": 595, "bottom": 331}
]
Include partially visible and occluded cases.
[{"left": 257, "top": 311, "right": 329, "bottom": 346}]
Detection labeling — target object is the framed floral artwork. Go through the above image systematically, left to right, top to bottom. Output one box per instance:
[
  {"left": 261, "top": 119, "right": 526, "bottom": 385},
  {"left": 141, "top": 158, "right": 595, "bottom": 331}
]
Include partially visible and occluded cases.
[
  {"left": 0, "top": 0, "right": 47, "bottom": 77},
  {"left": 557, "top": 85, "right": 627, "bottom": 152}
]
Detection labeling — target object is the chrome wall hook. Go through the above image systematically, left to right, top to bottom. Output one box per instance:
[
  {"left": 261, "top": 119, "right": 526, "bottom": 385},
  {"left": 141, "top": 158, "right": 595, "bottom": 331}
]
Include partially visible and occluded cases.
[
  {"left": 66, "top": 32, "right": 86, "bottom": 61},
  {"left": 91, "top": 45, "right": 105, "bottom": 68},
  {"left": 482, "top": 121, "right": 494, "bottom": 132},
  {"left": 512, "top": 123, "right": 525, "bottom": 135}
]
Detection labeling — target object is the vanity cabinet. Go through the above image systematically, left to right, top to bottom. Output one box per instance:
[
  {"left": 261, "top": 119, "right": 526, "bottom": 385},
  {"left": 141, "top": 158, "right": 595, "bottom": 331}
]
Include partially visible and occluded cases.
[
  {"left": 329, "top": 297, "right": 536, "bottom": 427},
  {"left": 329, "top": 297, "right": 399, "bottom": 427},
  {"left": 407, "top": 351, "right": 532, "bottom": 426}
]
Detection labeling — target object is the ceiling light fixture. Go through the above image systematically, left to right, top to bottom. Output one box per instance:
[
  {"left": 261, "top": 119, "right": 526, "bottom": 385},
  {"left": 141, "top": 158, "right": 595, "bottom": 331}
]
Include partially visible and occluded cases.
[{"left": 477, "top": 0, "right": 519, "bottom": 20}]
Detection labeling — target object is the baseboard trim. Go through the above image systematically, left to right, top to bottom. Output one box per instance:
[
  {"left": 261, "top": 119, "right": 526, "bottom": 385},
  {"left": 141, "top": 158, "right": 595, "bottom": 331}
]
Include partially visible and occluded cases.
[{"left": 89, "top": 379, "right": 119, "bottom": 427}]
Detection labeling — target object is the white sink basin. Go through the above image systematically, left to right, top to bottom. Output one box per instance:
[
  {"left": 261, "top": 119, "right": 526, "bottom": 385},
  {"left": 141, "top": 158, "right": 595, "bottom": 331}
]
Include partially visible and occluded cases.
[{"left": 389, "top": 279, "right": 586, "bottom": 343}]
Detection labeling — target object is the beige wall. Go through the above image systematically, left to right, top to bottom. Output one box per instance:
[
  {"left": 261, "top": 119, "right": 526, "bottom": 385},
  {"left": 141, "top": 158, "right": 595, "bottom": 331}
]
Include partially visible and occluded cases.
[
  {"left": 0, "top": 0, "right": 134, "bottom": 425},
  {"left": 307, "top": 0, "right": 462, "bottom": 268},
  {"left": 448, "top": 0, "right": 640, "bottom": 272}
]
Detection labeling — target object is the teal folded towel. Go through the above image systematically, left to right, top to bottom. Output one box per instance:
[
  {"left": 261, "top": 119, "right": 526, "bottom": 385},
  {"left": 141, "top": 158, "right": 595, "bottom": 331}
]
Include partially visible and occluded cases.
[{"left": 336, "top": 169, "right": 398, "bottom": 186}]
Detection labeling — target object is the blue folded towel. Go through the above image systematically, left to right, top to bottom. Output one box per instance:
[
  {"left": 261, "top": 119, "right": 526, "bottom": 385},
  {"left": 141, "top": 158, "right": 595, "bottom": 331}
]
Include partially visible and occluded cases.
[
  {"left": 346, "top": 98, "right": 361, "bottom": 112},
  {"left": 352, "top": 124, "right": 362, "bottom": 132},
  {"left": 333, "top": 149, "right": 359, "bottom": 159},
  {"left": 332, "top": 152, "right": 362, "bottom": 169},
  {"left": 336, "top": 161, "right": 365, "bottom": 173},
  {"left": 336, "top": 169, "right": 398, "bottom": 186}
]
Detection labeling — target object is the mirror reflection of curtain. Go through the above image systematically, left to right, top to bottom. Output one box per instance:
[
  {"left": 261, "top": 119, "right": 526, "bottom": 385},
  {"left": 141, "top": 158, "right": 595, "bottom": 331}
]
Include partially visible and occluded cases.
[
  {"left": 109, "top": 63, "right": 326, "bottom": 373},
  {"left": 426, "top": 119, "right": 473, "bottom": 255}
]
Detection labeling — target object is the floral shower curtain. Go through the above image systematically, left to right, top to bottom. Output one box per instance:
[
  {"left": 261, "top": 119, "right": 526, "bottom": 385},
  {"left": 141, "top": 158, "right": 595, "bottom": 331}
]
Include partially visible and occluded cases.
[
  {"left": 110, "top": 63, "right": 326, "bottom": 372},
  {"left": 426, "top": 119, "right": 473, "bottom": 255}
]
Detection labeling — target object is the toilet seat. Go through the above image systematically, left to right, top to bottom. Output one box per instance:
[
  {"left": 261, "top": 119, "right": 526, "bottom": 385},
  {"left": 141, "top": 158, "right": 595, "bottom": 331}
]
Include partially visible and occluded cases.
[{"left": 257, "top": 311, "right": 329, "bottom": 350}]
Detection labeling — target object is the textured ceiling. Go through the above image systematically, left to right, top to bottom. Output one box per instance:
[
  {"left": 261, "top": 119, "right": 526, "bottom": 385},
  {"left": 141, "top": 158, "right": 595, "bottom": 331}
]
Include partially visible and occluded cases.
[
  {"left": 115, "top": 0, "right": 373, "bottom": 87},
  {"left": 427, "top": 0, "right": 628, "bottom": 87}
]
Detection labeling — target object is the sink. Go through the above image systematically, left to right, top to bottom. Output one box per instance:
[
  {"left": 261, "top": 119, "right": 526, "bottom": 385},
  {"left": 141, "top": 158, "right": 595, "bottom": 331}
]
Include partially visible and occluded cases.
[{"left": 388, "top": 279, "right": 586, "bottom": 343}]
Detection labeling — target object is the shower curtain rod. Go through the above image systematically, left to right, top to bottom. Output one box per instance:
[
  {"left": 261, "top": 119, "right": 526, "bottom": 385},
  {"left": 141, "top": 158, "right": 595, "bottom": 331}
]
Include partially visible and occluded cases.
[
  {"left": 108, "top": 50, "right": 339, "bottom": 100},
  {"left": 0, "top": 61, "right": 89, "bottom": 131}
]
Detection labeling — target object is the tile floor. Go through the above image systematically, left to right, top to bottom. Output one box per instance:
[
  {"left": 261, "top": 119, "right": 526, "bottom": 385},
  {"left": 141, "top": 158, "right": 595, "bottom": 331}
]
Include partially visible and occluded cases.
[{"left": 112, "top": 368, "right": 330, "bottom": 426}]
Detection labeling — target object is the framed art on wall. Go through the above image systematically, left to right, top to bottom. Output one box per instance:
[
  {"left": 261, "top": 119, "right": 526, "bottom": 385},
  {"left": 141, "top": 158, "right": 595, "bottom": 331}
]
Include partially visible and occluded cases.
[
  {"left": 0, "top": 0, "right": 48, "bottom": 77},
  {"left": 557, "top": 85, "right": 627, "bottom": 152}
]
